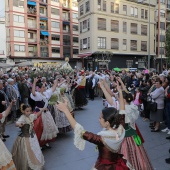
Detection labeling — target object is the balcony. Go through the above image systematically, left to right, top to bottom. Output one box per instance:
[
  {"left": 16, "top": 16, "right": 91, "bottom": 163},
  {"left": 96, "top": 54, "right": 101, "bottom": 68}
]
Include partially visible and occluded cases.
[
  {"left": 40, "top": 0, "right": 47, "bottom": 4},
  {"left": 167, "top": 4, "right": 170, "bottom": 10},
  {"left": 27, "top": 7, "right": 36, "bottom": 15},
  {"left": 167, "top": 17, "right": 170, "bottom": 22},
  {"left": 28, "top": 23, "right": 37, "bottom": 29},
  {"left": 40, "top": 24, "right": 48, "bottom": 30},
  {"left": 28, "top": 38, "right": 37, "bottom": 44},
  {"left": 40, "top": 40, "right": 48, "bottom": 46},
  {"left": 28, "top": 52, "right": 37, "bottom": 57},
  {"left": 41, "top": 52, "right": 49, "bottom": 57}
]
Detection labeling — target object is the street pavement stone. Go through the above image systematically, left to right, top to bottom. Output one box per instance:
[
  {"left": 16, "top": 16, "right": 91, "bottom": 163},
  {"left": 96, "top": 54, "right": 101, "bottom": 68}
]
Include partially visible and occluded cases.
[{"left": 4, "top": 97, "right": 170, "bottom": 170}]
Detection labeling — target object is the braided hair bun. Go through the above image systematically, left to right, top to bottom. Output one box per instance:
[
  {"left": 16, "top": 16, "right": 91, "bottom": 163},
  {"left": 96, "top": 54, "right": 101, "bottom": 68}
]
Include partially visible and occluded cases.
[
  {"left": 122, "top": 91, "right": 133, "bottom": 103},
  {"left": 20, "top": 103, "right": 30, "bottom": 114}
]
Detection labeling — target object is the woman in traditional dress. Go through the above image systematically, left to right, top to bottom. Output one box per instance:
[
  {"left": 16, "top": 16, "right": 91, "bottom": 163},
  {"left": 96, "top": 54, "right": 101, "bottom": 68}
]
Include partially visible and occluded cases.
[
  {"left": 30, "top": 78, "right": 58, "bottom": 148},
  {"left": 56, "top": 84, "right": 133, "bottom": 170},
  {"left": 0, "top": 101, "right": 16, "bottom": 170},
  {"left": 12, "top": 104, "right": 45, "bottom": 170}
]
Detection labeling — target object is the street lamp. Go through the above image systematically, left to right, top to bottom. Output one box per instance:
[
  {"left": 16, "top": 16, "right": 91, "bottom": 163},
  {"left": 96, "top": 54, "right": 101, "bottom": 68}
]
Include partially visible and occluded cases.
[{"left": 148, "top": 0, "right": 151, "bottom": 70}]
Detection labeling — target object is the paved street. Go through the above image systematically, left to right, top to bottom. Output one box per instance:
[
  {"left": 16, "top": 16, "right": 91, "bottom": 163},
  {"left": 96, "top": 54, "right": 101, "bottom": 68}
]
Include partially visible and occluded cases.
[{"left": 5, "top": 98, "right": 170, "bottom": 170}]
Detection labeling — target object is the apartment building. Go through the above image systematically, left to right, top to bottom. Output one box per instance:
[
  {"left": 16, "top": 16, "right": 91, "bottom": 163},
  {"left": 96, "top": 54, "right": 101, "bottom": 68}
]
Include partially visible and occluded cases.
[
  {"left": 5, "top": 0, "right": 80, "bottom": 66},
  {"left": 77, "top": 0, "right": 156, "bottom": 70},
  {"left": 0, "top": 17, "right": 7, "bottom": 63}
]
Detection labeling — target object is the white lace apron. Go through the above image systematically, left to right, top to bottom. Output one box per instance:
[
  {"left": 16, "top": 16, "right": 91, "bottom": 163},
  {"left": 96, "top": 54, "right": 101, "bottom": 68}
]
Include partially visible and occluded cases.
[{"left": 39, "top": 93, "right": 58, "bottom": 141}]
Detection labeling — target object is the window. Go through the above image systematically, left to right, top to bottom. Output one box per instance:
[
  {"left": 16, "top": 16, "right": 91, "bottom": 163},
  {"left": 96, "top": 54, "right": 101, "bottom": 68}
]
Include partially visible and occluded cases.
[
  {"left": 13, "top": 0, "right": 24, "bottom": 7},
  {"left": 51, "top": 0, "right": 59, "bottom": 2},
  {"left": 98, "top": 0, "right": 101, "bottom": 11},
  {"left": 160, "top": 0, "right": 165, "bottom": 4},
  {"left": 86, "top": 1, "right": 90, "bottom": 13},
  {"left": 103, "top": 1, "right": 106, "bottom": 11},
  {"left": 111, "top": 2, "right": 114, "bottom": 13},
  {"left": 111, "top": 3, "right": 119, "bottom": 13},
  {"left": 115, "top": 4, "right": 119, "bottom": 14},
  {"left": 80, "top": 5, "right": 84, "bottom": 16},
  {"left": 123, "top": 5, "right": 127, "bottom": 14},
  {"left": 131, "top": 7, "right": 134, "bottom": 16},
  {"left": 40, "top": 8, "right": 45, "bottom": 14},
  {"left": 51, "top": 8, "right": 59, "bottom": 15},
  {"left": 134, "top": 8, "right": 138, "bottom": 17},
  {"left": 141, "top": 9, "right": 144, "bottom": 19},
  {"left": 145, "top": 10, "right": 148, "bottom": 19},
  {"left": 160, "top": 11, "right": 165, "bottom": 18},
  {"left": 73, "top": 13, "right": 78, "bottom": 19},
  {"left": 13, "top": 15, "right": 24, "bottom": 22},
  {"left": 87, "top": 18, "right": 90, "bottom": 30},
  {"left": 98, "top": 18, "right": 106, "bottom": 30},
  {"left": 82, "top": 19, "right": 90, "bottom": 32},
  {"left": 83, "top": 20, "right": 87, "bottom": 29},
  {"left": 111, "top": 20, "right": 119, "bottom": 32},
  {"left": 51, "top": 21, "right": 59, "bottom": 28},
  {"left": 80, "top": 22, "right": 82, "bottom": 33},
  {"left": 123, "top": 22, "right": 127, "bottom": 33},
  {"left": 160, "top": 22, "right": 165, "bottom": 30},
  {"left": 131, "top": 23, "right": 137, "bottom": 34},
  {"left": 73, "top": 25, "right": 78, "bottom": 31},
  {"left": 141, "top": 25, "right": 147, "bottom": 35},
  {"left": 14, "top": 30, "right": 24, "bottom": 37},
  {"left": 28, "top": 32, "right": 33, "bottom": 39},
  {"left": 51, "top": 34, "right": 60, "bottom": 41},
  {"left": 63, "top": 35, "right": 70, "bottom": 45},
  {"left": 160, "top": 35, "right": 165, "bottom": 42},
  {"left": 73, "top": 37, "right": 78, "bottom": 43},
  {"left": 88, "top": 37, "right": 90, "bottom": 49},
  {"left": 98, "top": 37, "right": 106, "bottom": 49},
  {"left": 83, "top": 38, "right": 88, "bottom": 49},
  {"left": 111, "top": 38, "right": 119, "bottom": 50},
  {"left": 80, "top": 39, "right": 82, "bottom": 50},
  {"left": 123, "top": 39, "right": 127, "bottom": 50},
  {"left": 131, "top": 40, "right": 137, "bottom": 51},
  {"left": 141, "top": 41, "right": 147, "bottom": 51},
  {"left": 14, "top": 45, "right": 25, "bottom": 51},
  {"left": 52, "top": 47, "right": 60, "bottom": 53},
  {"left": 63, "top": 47, "right": 71, "bottom": 57},
  {"left": 159, "top": 47, "right": 164, "bottom": 54},
  {"left": 73, "top": 49, "right": 79, "bottom": 54},
  {"left": 126, "top": 60, "right": 133, "bottom": 68}
]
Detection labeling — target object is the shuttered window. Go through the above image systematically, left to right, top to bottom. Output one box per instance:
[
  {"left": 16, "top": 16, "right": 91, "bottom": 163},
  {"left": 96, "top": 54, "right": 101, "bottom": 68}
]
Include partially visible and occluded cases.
[
  {"left": 98, "top": 18, "right": 106, "bottom": 30},
  {"left": 111, "top": 20, "right": 119, "bottom": 32},
  {"left": 131, "top": 23, "right": 137, "bottom": 34},
  {"left": 141, "top": 25, "right": 147, "bottom": 35},
  {"left": 111, "top": 38, "right": 119, "bottom": 50},
  {"left": 131, "top": 40, "right": 137, "bottom": 51},
  {"left": 141, "top": 41, "right": 147, "bottom": 51}
]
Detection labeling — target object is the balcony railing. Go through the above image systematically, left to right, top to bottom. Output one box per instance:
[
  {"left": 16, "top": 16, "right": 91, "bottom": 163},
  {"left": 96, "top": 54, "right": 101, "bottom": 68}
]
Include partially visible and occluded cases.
[
  {"left": 27, "top": 8, "right": 36, "bottom": 15},
  {"left": 28, "top": 23, "right": 37, "bottom": 29},
  {"left": 28, "top": 38, "right": 37, "bottom": 43},
  {"left": 40, "top": 40, "right": 48, "bottom": 45},
  {"left": 28, "top": 52, "right": 37, "bottom": 57},
  {"left": 41, "top": 52, "right": 49, "bottom": 57}
]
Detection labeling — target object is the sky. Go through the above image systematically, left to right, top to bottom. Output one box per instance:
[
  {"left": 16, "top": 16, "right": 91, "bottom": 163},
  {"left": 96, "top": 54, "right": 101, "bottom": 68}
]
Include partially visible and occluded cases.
[{"left": 0, "top": 0, "right": 5, "bottom": 17}]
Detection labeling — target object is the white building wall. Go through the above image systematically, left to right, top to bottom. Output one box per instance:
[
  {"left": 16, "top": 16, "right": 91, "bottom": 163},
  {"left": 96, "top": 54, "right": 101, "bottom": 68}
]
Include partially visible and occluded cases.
[{"left": 0, "top": 17, "right": 6, "bottom": 60}]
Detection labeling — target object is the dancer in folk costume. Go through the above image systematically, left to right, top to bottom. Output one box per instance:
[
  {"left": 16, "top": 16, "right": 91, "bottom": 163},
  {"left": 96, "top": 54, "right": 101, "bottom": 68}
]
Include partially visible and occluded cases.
[
  {"left": 30, "top": 78, "right": 58, "bottom": 147},
  {"left": 116, "top": 78, "right": 153, "bottom": 170},
  {"left": 56, "top": 86, "right": 134, "bottom": 170},
  {"left": 53, "top": 87, "right": 72, "bottom": 133},
  {"left": 0, "top": 101, "right": 16, "bottom": 170},
  {"left": 12, "top": 104, "right": 45, "bottom": 170}
]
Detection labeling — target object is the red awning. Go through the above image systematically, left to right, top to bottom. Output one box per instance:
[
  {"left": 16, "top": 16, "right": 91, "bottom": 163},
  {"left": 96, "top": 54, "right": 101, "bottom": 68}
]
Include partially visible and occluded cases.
[{"left": 78, "top": 53, "right": 92, "bottom": 58}]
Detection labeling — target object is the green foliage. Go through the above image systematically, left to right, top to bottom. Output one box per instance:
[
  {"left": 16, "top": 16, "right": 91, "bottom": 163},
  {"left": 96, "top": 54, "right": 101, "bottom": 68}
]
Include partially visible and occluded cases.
[{"left": 165, "top": 28, "right": 170, "bottom": 63}]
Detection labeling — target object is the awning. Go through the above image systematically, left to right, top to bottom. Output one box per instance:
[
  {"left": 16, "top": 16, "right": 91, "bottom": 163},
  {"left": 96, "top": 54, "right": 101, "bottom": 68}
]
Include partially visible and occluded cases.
[
  {"left": 27, "top": 1, "right": 36, "bottom": 6},
  {"left": 40, "top": 17, "right": 48, "bottom": 20},
  {"left": 63, "top": 21, "right": 70, "bottom": 25},
  {"left": 40, "top": 31, "right": 50, "bottom": 36},
  {"left": 78, "top": 53, "right": 92, "bottom": 58}
]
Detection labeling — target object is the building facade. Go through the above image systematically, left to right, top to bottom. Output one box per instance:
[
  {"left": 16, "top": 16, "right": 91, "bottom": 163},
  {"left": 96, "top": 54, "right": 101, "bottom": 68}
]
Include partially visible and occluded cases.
[
  {"left": 5, "top": 0, "right": 80, "bottom": 66},
  {"left": 77, "top": 0, "right": 156, "bottom": 70},
  {"left": 0, "top": 17, "right": 7, "bottom": 63}
]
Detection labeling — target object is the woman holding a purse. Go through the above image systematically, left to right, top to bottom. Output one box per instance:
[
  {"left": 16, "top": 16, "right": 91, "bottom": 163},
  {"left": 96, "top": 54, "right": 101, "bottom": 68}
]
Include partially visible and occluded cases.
[{"left": 150, "top": 79, "right": 165, "bottom": 132}]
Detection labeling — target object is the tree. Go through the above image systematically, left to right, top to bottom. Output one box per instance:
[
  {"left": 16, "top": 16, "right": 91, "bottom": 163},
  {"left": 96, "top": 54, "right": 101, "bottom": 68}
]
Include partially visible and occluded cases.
[{"left": 165, "top": 28, "right": 170, "bottom": 64}]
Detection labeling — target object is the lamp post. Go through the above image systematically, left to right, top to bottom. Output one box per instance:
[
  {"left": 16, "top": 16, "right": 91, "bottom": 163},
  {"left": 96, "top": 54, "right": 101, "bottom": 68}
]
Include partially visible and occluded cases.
[
  {"left": 148, "top": 0, "right": 151, "bottom": 70},
  {"left": 161, "top": 28, "right": 163, "bottom": 73}
]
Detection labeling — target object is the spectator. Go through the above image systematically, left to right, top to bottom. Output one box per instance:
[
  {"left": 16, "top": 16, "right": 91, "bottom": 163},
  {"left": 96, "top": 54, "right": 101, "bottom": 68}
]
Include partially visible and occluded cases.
[{"left": 150, "top": 79, "right": 165, "bottom": 132}]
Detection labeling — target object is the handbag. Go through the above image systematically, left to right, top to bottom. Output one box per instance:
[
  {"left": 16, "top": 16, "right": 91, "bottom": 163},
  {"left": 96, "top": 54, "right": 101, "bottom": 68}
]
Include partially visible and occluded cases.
[{"left": 147, "top": 96, "right": 157, "bottom": 112}]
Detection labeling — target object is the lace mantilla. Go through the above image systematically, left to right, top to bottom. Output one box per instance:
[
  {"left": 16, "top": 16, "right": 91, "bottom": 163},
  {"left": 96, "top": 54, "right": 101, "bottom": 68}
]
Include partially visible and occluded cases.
[{"left": 74, "top": 123, "right": 86, "bottom": 151}]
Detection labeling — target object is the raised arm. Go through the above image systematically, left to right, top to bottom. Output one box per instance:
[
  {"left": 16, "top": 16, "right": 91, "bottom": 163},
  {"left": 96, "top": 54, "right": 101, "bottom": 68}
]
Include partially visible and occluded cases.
[
  {"left": 117, "top": 77, "right": 129, "bottom": 93},
  {"left": 32, "top": 78, "right": 38, "bottom": 96},
  {"left": 51, "top": 79, "right": 58, "bottom": 92},
  {"left": 99, "top": 80, "right": 115, "bottom": 106},
  {"left": 116, "top": 82, "right": 125, "bottom": 111},
  {"left": 3, "top": 101, "right": 14, "bottom": 118}
]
